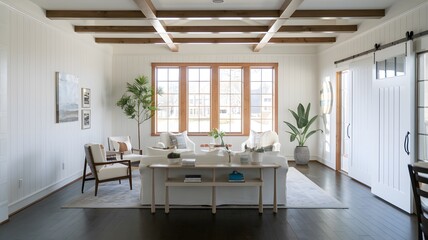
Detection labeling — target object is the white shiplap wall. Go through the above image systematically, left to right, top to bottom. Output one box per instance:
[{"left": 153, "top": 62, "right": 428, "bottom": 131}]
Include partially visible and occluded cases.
[
  {"left": 2, "top": 2, "right": 113, "bottom": 213},
  {"left": 318, "top": 2, "right": 428, "bottom": 170},
  {"left": 0, "top": 4, "right": 9, "bottom": 222},
  {"left": 112, "top": 53, "right": 320, "bottom": 160}
]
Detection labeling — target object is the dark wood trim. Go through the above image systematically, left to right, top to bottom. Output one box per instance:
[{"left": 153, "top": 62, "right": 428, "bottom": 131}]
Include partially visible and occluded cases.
[
  {"left": 46, "top": 9, "right": 385, "bottom": 20},
  {"left": 291, "top": 9, "right": 385, "bottom": 18},
  {"left": 46, "top": 10, "right": 146, "bottom": 19},
  {"left": 156, "top": 10, "right": 280, "bottom": 18},
  {"left": 74, "top": 25, "right": 155, "bottom": 33},
  {"left": 76, "top": 25, "right": 356, "bottom": 34},
  {"left": 279, "top": 25, "right": 357, "bottom": 32},
  {"left": 167, "top": 26, "right": 269, "bottom": 33},
  {"left": 95, "top": 37, "right": 336, "bottom": 44},
  {"left": 270, "top": 37, "right": 336, "bottom": 43},
  {"left": 95, "top": 38, "right": 164, "bottom": 44},
  {"left": 151, "top": 65, "right": 156, "bottom": 136},
  {"left": 179, "top": 66, "right": 187, "bottom": 132},
  {"left": 211, "top": 66, "right": 219, "bottom": 130},
  {"left": 243, "top": 66, "right": 251, "bottom": 135},
  {"left": 336, "top": 72, "right": 342, "bottom": 171}
]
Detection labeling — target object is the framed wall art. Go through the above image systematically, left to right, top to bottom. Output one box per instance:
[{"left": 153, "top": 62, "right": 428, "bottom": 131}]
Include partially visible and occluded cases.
[
  {"left": 56, "top": 72, "right": 79, "bottom": 123},
  {"left": 81, "top": 88, "right": 91, "bottom": 108},
  {"left": 81, "top": 109, "right": 91, "bottom": 129}
]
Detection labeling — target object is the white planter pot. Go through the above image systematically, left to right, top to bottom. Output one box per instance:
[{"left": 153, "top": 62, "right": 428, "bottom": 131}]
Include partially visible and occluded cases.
[{"left": 252, "top": 152, "right": 264, "bottom": 164}]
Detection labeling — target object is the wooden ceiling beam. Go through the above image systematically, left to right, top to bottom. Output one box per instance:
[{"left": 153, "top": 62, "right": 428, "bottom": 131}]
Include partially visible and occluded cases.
[
  {"left": 133, "top": 0, "right": 178, "bottom": 52},
  {"left": 253, "top": 0, "right": 303, "bottom": 52},
  {"left": 46, "top": 9, "right": 385, "bottom": 20},
  {"left": 291, "top": 9, "right": 385, "bottom": 18},
  {"left": 46, "top": 10, "right": 145, "bottom": 19},
  {"left": 156, "top": 10, "right": 280, "bottom": 18},
  {"left": 74, "top": 25, "right": 356, "bottom": 33},
  {"left": 279, "top": 25, "right": 357, "bottom": 32},
  {"left": 74, "top": 26, "right": 156, "bottom": 33},
  {"left": 167, "top": 26, "right": 269, "bottom": 33},
  {"left": 95, "top": 37, "right": 335, "bottom": 44},
  {"left": 270, "top": 37, "right": 336, "bottom": 43}
]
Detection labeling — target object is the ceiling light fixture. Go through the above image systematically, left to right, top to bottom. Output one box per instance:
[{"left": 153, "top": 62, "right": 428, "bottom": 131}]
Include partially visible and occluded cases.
[{"left": 213, "top": 0, "right": 224, "bottom": 3}]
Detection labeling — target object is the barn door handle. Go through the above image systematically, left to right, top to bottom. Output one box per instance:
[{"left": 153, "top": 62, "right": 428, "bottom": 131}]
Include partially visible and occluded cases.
[
  {"left": 347, "top": 124, "right": 351, "bottom": 139},
  {"left": 404, "top": 131, "right": 410, "bottom": 155}
]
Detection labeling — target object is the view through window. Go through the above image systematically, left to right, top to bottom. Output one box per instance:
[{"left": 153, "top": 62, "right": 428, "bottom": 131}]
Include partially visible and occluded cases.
[{"left": 152, "top": 63, "right": 277, "bottom": 135}]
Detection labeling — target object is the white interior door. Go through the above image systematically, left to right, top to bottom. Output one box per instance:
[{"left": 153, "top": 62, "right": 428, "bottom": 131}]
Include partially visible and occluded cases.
[
  {"left": 371, "top": 42, "right": 414, "bottom": 213},
  {"left": 348, "top": 57, "right": 373, "bottom": 186},
  {"left": 341, "top": 70, "right": 352, "bottom": 173}
]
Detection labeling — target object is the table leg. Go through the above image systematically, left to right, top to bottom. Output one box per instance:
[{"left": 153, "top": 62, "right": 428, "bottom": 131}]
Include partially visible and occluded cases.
[
  {"left": 151, "top": 168, "right": 155, "bottom": 213},
  {"left": 165, "top": 168, "right": 169, "bottom": 214},
  {"left": 212, "top": 168, "right": 216, "bottom": 214},
  {"left": 259, "top": 168, "right": 263, "bottom": 214},
  {"left": 273, "top": 168, "right": 277, "bottom": 213}
]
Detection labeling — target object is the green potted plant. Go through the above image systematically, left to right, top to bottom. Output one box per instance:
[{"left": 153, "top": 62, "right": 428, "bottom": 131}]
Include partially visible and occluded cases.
[
  {"left": 116, "top": 75, "right": 162, "bottom": 149},
  {"left": 283, "top": 103, "right": 322, "bottom": 164},
  {"left": 208, "top": 128, "right": 225, "bottom": 146},
  {"left": 167, "top": 152, "right": 181, "bottom": 164}
]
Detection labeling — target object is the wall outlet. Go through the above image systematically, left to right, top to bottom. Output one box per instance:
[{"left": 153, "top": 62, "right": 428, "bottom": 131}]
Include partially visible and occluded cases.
[{"left": 18, "top": 179, "right": 22, "bottom": 188}]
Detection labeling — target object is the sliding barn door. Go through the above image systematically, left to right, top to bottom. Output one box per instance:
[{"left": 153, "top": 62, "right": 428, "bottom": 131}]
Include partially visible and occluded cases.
[
  {"left": 371, "top": 42, "right": 415, "bottom": 213},
  {"left": 348, "top": 57, "right": 373, "bottom": 186}
]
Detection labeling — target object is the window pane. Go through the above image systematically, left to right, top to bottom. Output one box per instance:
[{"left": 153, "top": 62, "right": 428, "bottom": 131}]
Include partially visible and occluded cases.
[
  {"left": 396, "top": 56, "right": 405, "bottom": 76},
  {"left": 386, "top": 58, "right": 395, "bottom": 78},
  {"left": 377, "top": 60, "right": 385, "bottom": 79},
  {"left": 155, "top": 67, "right": 180, "bottom": 133},
  {"left": 187, "top": 67, "right": 211, "bottom": 133},
  {"left": 219, "top": 67, "right": 243, "bottom": 134},
  {"left": 157, "top": 68, "right": 168, "bottom": 81},
  {"left": 251, "top": 68, "right": 274, "bottom": 132}
]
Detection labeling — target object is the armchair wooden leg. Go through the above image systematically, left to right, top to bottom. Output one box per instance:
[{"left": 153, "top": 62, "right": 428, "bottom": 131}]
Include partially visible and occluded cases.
[
  {"left": 81, "top": 158, "right": 88, "bottom": 193},
  {"left": 129, "top": 164, "right": 132, "bottom": 190},
  {"left": 119, "top": 179, "right": 121, "bottom": 184},
  {"left": 95, "top": 182, "right": 99, "bottom": 196}
]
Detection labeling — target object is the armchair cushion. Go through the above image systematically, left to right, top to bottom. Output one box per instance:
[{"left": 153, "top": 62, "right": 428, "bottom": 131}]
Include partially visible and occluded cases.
[
  {"left": 118, "top": 141, "right": 132, "bottom": 153},
  {"left": 90, "top": 144, "right": 107, "bottom": 171},
  {"left": 98, "top": 163, "right": 129, "bottom": 180}
]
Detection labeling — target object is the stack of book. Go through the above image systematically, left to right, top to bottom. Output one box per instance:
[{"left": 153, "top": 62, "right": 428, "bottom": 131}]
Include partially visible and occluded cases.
[
  {"left": 181, "top": 158, "right": 196, "bottom": 167},
  {"left": 228, "top": 170, "right": 245, "bottom": 182},
  {"left": 184, "top": 174, "right": 201, "bottom": 183}
]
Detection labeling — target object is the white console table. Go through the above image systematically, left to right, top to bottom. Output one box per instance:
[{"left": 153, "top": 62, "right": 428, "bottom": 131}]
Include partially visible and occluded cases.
[{"left": 148, "top": 163, "right": 281, "bottom": 214}]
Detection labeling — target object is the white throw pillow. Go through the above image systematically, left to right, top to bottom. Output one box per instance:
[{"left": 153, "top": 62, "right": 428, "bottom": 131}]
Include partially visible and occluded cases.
[{"left": 249, "top": 130, "right": 261, "bottom": 148}]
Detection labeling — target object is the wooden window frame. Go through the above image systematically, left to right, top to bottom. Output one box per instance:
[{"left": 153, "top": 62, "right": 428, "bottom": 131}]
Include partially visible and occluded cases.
[{"left": 152, "top": 63, "right": 278, "bottom": 136}]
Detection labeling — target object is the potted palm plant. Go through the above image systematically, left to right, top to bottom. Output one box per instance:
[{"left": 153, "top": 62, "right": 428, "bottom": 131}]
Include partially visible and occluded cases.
[
  {"left": 116, "top": 75, "right": 162, "bottom": 149},
  {"left": 284, "top": 103, "right": 322, "bottom": 164}
]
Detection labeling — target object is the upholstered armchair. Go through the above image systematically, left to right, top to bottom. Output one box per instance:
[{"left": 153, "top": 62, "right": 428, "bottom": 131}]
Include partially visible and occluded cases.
[
  {"left": 241, "top": 130, "right": 281, "bottom": 152},
  {"left": 146, "top": 131, "right": 195, "bottom": 156},
  {"left": 107, "top": 136, "right": 143, "bottom": 163},
  {"left": 82, "top": 144, "right": 132, "bottom": 196}
]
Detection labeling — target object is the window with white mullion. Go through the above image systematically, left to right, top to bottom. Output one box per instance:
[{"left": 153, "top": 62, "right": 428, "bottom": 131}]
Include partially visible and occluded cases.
[
  {"left": 156, "top": 67, "right": 180, "bottom": 133},
  {"left": 187, "top": 67, "right": 211, "bottom": 133},
  {"left": 250, "top": 67, "right": 274, "bottom": 132},
  {"left": 219, "top": 68, "right": 243, "bottom": 133}
]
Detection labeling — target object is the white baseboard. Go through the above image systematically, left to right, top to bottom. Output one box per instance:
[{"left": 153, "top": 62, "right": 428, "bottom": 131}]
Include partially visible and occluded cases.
[{"left": 8, "top": 171, "right": 82, "bottom": 214}]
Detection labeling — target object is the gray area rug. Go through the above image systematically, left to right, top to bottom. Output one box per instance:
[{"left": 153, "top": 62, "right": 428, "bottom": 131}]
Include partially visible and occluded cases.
[{"left": 63, "top": 167, "right": 346, "bottom": 209}]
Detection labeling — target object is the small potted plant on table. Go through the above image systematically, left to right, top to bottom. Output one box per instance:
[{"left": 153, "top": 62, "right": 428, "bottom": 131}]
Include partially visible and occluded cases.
[{"left": 167, "top": 152, "right": 181, "bottom": 165}]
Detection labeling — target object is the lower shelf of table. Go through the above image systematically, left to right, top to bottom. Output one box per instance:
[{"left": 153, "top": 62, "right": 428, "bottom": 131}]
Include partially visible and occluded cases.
[{"left": 165, "top": 178, "right": 262, "bottom": 187}]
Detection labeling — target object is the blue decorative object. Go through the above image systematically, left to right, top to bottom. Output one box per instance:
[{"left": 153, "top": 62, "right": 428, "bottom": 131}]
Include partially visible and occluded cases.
[{"left": 228, "top": 170, "right": 244, "bottom": 182}]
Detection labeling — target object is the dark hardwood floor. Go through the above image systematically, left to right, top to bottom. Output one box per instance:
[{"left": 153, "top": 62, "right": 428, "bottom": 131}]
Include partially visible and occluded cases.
[{"left": 0, "top": 162, "right": 418, "bottom": 240}]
